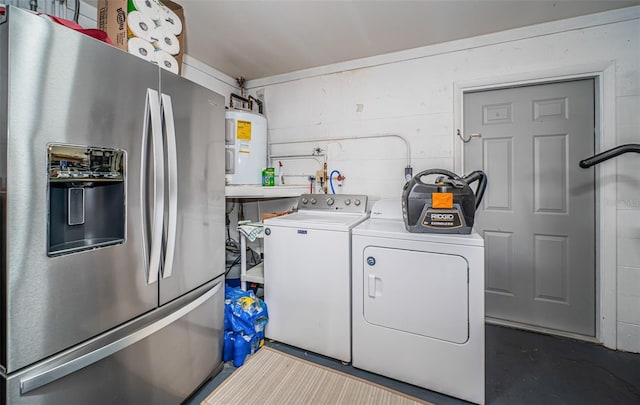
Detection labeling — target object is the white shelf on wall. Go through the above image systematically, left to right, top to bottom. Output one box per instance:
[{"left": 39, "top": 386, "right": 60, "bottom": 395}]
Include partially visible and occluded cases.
[{"left": 225, "top": 184, "right": 309, "bottom": 199}]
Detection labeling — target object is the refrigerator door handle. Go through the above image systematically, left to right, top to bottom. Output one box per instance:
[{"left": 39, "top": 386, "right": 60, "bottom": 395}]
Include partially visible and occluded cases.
[
  {"left": 142, "top": 88, "right": 164, "bottom": 285},
  {"left": 160, "top": 93, "right": 178, "bottom": 279},
  {"left": 19, "top": 282, "right": 222, "bottom": 394}
]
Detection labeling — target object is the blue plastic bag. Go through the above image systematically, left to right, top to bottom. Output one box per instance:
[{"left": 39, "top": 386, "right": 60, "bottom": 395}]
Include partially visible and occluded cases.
[
  {"left": 223, "top": 285, "right": 269, "bottom": 366},
  {"left": 224, "top": 285, "right": 268, "bottom": 335},
  {"left": 223, "top": 330, "right": 234, "bottom": 362}
]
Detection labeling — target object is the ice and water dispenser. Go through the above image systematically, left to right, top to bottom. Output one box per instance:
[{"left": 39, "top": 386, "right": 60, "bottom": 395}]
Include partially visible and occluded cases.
[{"left": 47, "top": 144, "right": 126, "bottom": 256}]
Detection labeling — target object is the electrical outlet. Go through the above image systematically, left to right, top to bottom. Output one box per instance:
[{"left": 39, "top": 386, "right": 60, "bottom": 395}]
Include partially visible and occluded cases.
[{"left": 316, "top": 170, "right": 325, "bottom": 182}]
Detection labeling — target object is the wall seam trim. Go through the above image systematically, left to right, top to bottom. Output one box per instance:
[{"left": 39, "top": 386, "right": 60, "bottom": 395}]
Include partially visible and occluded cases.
[{"left": 182, "top": 55, "right": 239, "bottom": 89}]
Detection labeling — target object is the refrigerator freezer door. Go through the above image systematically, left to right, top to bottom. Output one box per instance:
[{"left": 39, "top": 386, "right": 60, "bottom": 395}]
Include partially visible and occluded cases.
[
  {"left": 3, "top": 8, "right": 158, "bottom": 372},
  {"left": 158, "top": 70, "right": 226, "bottom": 305},
  {"left": 3, "top": 280, "right": 224, "bottom": 405}
]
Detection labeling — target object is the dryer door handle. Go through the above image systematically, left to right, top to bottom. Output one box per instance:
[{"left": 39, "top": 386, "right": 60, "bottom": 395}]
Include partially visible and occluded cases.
[{"left": 368, "top": 274, "right": 381, "bottom": 297}]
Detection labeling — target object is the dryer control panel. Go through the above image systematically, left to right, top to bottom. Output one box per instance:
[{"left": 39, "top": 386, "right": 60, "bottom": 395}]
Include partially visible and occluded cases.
[{"left": 297, "top": 193, "right": 368, "bottom": 213}]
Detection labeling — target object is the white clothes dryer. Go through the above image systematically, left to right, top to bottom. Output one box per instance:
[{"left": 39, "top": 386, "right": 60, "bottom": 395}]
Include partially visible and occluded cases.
[
  {"left": 264, "top": 194, "right": 369, "bottom": 363},
  {"left": 352, "top": 199, "right": 485, "bottom": 404}
]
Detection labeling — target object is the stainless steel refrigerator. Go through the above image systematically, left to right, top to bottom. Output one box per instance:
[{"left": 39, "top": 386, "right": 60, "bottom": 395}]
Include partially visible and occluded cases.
[{"left": 0, "top": 6, "right": 226, "bottom": 404}]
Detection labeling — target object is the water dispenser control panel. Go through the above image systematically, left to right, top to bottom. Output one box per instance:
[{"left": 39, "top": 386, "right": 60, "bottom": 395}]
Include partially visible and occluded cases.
[{"left": 47, "top": 144, "right": 126, "bottom": 256}]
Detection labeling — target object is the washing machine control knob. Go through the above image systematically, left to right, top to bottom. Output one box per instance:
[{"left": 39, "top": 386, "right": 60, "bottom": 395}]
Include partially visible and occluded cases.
[
  {"left": 301, "top": 197, "right": 309, "bottom": 205},
  {"left": 326, "top": 197, "right": 334, "bottom": 206},
  {"left": 310, "top": 198, "right": 317, "bottom": 205},
  {"left": 344, "top": 199, "right": 351, "bottom": 206},
  {"left": 354, "top": 199, "right": 361, "bottom": 206}
]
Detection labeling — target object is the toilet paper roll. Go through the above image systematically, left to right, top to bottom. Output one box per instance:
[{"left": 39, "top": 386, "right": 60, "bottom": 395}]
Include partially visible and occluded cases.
[
  {"left": 128, "top": 0, "right": 162, "bottom": 20},
  {"left": 155, "top": 5, "right": 182, "bottom": 36},
  {"left": 127, "top": 11, "right": 160, "bottom": 43},
  {"left": 153, "top": 26, "right": 180, "bottom": 56},
  {"left": 128, "top": 37, "right": 156, "bottom": 63},
  {"left": 155, "top": 50, "right": 179, "bottom": 75}
]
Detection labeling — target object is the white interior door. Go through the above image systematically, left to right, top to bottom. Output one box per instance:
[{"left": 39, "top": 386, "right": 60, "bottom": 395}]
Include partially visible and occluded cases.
[{"left": 463, "top": 79, "right": 595, "bottom": 336}]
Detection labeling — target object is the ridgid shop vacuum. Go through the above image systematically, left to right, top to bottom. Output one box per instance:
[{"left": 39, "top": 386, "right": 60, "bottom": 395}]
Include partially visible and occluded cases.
[{"left": 402, "top": 169, "right": 487, "bottom": 234}]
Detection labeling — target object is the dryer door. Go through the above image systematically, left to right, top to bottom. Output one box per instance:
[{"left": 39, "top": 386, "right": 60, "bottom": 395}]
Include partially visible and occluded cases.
[{"left": 362, "top": 246, "right": 469, "bottom": 344}]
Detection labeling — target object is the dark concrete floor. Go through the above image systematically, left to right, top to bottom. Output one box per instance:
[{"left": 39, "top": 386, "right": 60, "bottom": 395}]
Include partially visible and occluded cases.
[{"left": 185, "top": 324, "right": 640, "bottom": 404}]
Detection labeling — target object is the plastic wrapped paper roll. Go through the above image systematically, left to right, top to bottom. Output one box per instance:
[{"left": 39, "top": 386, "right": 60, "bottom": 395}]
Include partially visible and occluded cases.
[
  {"left": 128, "top": 0, "right": 162, "bottom": 20},
  {"left": 155, "top": 5, "right": 182, "bottom": 36},
  {"left": 127, "top": 10, "right": 159, "bottom": 42},
  {"left": 153, "top": 26, "right": 179, "bottom": 55},
  {"left": 128, "top": 37, "right": 156, "bottom": 63},
  {"left": 155, "top": 49, "right": 179, "bottom": 75}
]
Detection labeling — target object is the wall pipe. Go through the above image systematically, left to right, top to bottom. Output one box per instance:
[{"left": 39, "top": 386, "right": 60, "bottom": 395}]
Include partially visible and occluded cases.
[
  {"left": 269, "top": 133, "right": 412, "bottom": 167},
  {"left": 267, "top": 154, "right": 327, "bottom": 191},
  {"left": 268, "top": 154, "right": 325, "bottom": 168}
]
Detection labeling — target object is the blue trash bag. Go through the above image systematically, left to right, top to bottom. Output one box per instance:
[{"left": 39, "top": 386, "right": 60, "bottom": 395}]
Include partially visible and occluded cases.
[
  {"left": 224, "top": 284, "right": 269, "bottom": 336},
  {"left": 223, "top": 285, "right": 269, "bottom": 366}
]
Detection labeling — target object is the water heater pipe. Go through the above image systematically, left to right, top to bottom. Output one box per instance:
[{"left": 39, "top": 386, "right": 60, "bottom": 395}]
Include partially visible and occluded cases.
[
  {"left": 229, "top": 93, "right": 249, "bottom": 110},
  {"left": 247, "top": 96, "right": 263, "bottom": 114}
]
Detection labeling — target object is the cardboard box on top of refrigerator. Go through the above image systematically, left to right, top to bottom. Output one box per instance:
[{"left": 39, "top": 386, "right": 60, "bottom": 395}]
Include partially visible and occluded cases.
[{"left": 97, "top": 0, "right": 128, "bottom": 51}]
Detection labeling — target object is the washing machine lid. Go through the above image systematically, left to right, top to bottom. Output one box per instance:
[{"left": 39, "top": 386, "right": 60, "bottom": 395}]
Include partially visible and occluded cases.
[
  {"left": 264, "top": 211, "right": 370, "bottom": 231},
  {"left": 353, "top": 217, "right": 484, "bottom": 247}
]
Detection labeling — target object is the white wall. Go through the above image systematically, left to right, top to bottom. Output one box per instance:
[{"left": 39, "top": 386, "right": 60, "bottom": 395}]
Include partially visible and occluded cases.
[{"left": 243, "top": 8, "right": 640, "bottom": 352}]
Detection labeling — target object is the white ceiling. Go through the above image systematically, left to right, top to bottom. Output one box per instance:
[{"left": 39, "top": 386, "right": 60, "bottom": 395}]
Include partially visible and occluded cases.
[{"left": 179, "top": 0, "right": 638, "bottom": 81}]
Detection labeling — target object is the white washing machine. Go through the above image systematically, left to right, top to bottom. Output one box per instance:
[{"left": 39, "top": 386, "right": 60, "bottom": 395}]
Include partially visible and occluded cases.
[
  {"left": 263, "top": 194, "right": 369, "bottom": 363},
  {"left": 352, "top": 199, "right": 485, "bottom": 404}
]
